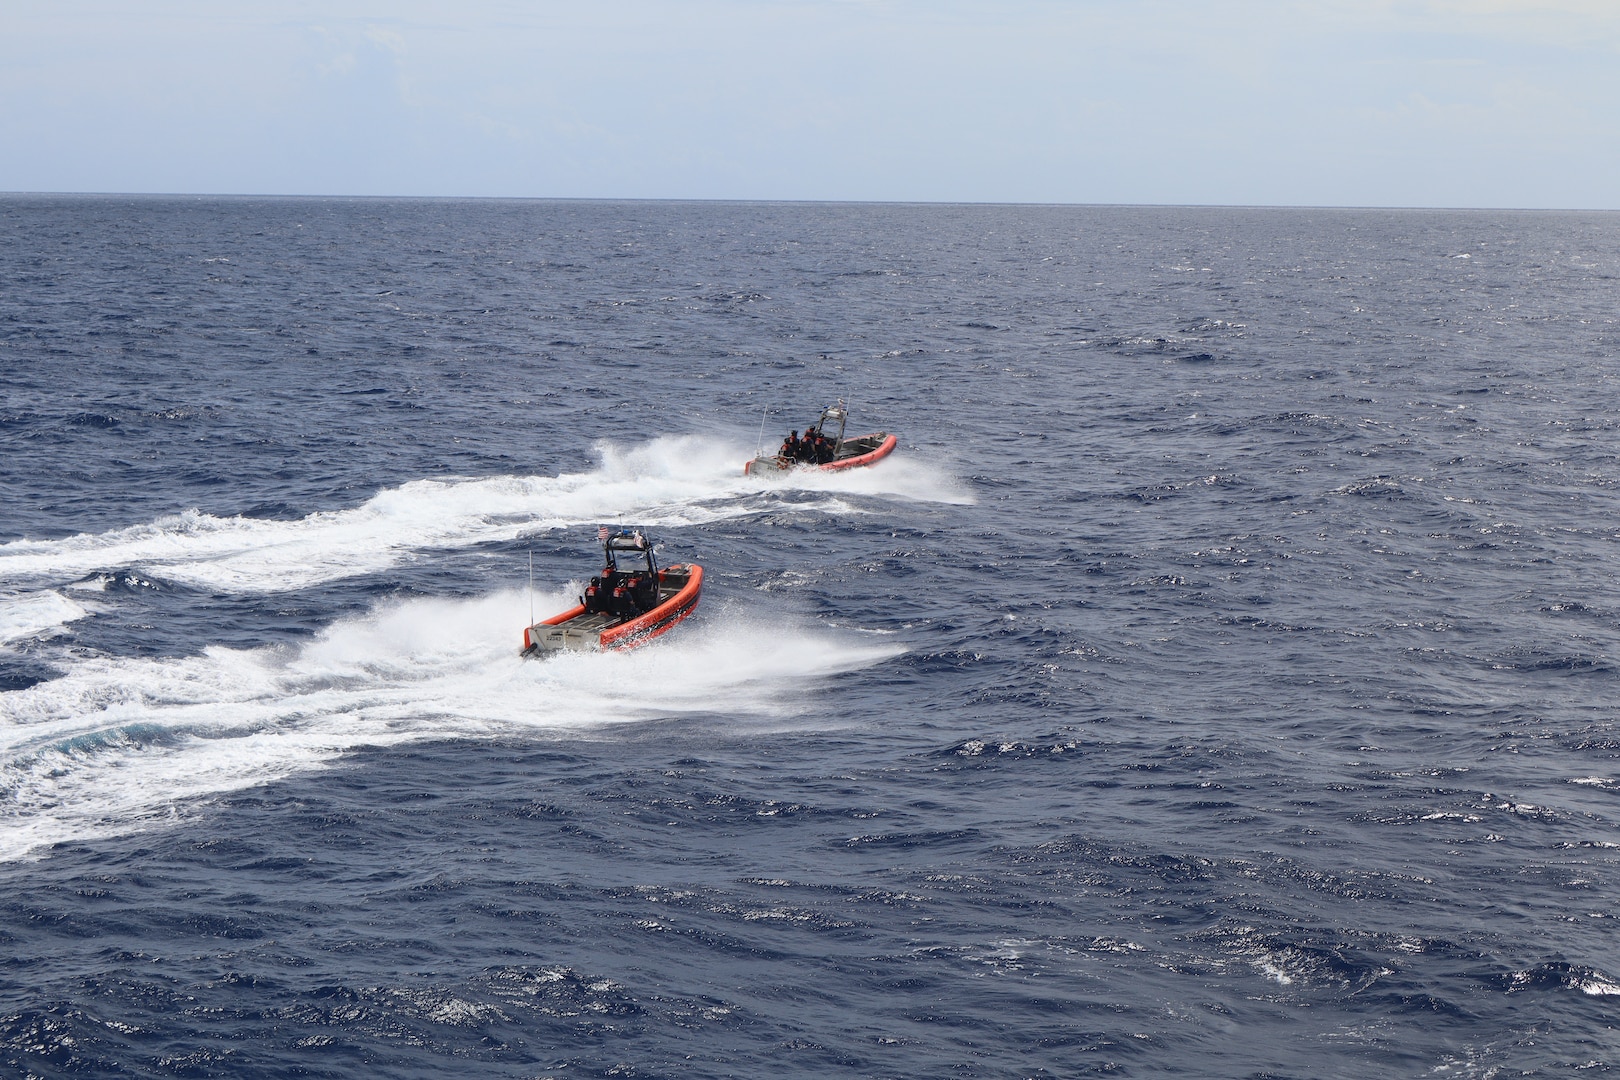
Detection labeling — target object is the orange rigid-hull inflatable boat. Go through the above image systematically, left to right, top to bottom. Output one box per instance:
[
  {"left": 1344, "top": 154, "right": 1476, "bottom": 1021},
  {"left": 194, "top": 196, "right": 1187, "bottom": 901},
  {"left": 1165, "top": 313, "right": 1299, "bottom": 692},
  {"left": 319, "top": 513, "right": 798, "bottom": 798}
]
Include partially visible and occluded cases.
[
  {"left": 744, "top": 402, "right": 897, "bottom": 476},
  {"left": 522, "top": 529, "right": 702, "bottom": 654}
]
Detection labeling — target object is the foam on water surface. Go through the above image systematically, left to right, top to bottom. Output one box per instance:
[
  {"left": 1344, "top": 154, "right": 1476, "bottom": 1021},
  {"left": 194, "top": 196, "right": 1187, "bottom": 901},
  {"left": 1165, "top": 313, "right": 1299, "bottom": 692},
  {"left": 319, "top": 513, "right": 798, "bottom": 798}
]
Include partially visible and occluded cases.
[
  {"left": 0, "top": 437, "right": 960, "bottom": 593},
  {"left": 0, "top": 589, "right": 904, "bottom": 862},
  {"left": 0, "top": 590, "right": 90, "bottom": 645}
]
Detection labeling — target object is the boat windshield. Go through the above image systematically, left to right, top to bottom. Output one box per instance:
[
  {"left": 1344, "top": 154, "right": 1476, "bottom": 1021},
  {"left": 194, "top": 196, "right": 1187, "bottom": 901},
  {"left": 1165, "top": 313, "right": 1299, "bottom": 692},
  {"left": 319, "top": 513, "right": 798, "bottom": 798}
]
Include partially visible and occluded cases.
[
  {"left": 808, "top": 403, "right": 849, "bottom": 447},
  {"left": 601, "top": 529, "right": 658, "bottom": 575}
]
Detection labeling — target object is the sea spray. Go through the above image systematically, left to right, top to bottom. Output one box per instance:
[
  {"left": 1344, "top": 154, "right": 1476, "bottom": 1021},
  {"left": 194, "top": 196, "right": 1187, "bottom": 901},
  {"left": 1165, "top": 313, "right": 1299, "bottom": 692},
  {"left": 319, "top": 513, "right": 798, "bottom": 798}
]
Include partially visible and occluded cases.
[
  {"left": 0, "top": 436, "right": 954, "bottom": 594},
  {"left": 0, "top": 588, "right": 902, "bottom": 861}
]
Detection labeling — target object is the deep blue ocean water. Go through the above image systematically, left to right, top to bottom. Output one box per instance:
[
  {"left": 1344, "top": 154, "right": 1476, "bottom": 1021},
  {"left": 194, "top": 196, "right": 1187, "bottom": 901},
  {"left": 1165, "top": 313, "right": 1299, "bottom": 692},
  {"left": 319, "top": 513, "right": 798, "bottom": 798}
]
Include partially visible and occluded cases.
[{"left": 2, "top": 195, "right": 1619, "bottom": 1077}]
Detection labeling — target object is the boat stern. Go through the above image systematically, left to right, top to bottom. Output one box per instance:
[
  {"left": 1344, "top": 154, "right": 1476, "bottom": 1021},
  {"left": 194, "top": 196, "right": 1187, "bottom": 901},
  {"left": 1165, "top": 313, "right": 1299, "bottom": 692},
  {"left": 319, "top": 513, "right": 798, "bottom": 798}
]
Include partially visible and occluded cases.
[
  {"left": 744, "top": 455, "right": 790, "bottom": 477},
  {"left": 522, "top": 622, "right": 601, "bottom": 654}
]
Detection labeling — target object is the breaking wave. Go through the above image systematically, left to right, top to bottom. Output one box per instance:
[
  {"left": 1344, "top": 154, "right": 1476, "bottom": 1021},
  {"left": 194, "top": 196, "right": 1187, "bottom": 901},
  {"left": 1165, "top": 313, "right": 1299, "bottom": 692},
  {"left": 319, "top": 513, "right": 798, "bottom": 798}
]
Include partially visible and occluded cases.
[{"left": 0, "top": 590, "right": 90, "bottom": 645}]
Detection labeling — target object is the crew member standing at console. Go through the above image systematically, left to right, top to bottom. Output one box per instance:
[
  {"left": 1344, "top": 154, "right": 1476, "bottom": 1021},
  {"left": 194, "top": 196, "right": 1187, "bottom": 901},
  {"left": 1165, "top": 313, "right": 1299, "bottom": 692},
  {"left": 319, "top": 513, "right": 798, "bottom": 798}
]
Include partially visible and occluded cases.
[{"left": 813, "top": 429, "right": 834, "bottom": 464}]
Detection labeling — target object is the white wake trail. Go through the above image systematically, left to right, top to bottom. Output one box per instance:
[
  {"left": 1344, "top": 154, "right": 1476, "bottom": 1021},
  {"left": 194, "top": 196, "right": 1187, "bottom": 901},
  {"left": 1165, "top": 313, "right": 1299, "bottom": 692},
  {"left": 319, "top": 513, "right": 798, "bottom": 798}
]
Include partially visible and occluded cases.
[
  {"left": 0, "top": 436, "right": 968, "bottom": 594},
  {"left": 0, "top": 589, "right": 905, "bottom": 862}
]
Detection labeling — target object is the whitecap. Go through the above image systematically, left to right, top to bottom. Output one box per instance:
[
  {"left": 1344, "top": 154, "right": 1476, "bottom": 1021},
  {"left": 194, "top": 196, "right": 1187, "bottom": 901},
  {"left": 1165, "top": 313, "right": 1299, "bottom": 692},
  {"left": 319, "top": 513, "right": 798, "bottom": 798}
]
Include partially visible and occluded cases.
[{"left": 0, "top": 590, "right": 90, "bottom": 645}]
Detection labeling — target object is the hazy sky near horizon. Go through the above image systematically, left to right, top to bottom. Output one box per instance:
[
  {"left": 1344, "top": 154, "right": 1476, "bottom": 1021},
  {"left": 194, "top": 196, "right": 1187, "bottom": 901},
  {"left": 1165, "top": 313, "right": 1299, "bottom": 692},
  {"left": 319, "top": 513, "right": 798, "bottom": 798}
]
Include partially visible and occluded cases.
[{"left": 3, "top": 0, "right": 1617, "bottom": 207}]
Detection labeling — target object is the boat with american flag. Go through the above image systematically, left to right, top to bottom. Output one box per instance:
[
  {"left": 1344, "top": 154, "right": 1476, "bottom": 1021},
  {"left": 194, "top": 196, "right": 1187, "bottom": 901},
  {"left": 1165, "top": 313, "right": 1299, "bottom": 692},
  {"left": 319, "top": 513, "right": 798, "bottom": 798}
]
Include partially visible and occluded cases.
[{"left": 521, "top": 527, "right": 702, "bottom": 654}]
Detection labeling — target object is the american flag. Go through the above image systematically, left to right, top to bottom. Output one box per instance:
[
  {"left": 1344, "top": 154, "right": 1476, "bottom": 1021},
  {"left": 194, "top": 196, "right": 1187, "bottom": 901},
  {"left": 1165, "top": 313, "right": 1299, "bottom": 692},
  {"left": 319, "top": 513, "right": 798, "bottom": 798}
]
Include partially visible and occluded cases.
[{"left": 598, "top": 525, "right": 611, "bottom": 539}]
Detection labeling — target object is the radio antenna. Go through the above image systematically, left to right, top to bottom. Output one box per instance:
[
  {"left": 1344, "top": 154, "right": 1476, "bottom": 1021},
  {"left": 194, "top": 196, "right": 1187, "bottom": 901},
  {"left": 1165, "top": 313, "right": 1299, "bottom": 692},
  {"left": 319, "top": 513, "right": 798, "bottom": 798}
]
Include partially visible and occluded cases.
[{"left": 528, "top": 550, "right": 535, "bottom": 626}]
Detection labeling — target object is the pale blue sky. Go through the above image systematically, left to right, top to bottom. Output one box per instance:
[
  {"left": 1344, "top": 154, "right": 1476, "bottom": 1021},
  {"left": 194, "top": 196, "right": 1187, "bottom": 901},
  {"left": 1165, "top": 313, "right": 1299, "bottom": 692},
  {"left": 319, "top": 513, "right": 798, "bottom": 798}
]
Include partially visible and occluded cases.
[{"left": 3, "top": 0, "right": 1616, "bottom": 207}]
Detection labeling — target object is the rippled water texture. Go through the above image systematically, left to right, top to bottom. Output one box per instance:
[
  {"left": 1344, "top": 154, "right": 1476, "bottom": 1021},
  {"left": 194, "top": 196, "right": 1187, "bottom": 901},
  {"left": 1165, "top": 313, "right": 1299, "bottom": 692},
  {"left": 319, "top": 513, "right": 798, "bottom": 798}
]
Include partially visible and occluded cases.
[{"left": 2, "top": 197, "right": 1619, "bottom": 1077}]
